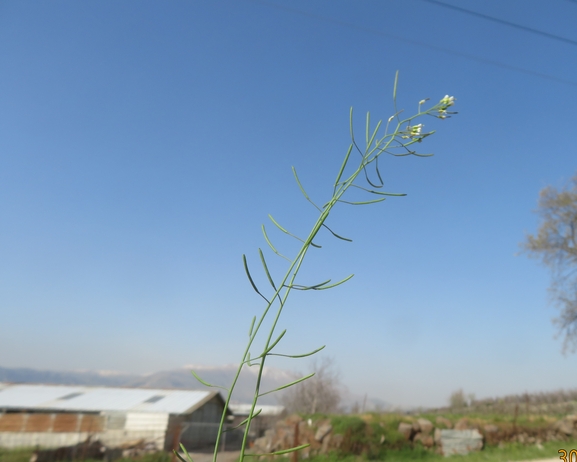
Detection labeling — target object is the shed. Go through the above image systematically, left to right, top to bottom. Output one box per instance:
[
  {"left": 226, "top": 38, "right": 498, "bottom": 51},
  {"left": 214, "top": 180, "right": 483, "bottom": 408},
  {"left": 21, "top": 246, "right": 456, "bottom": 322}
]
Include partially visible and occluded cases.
[{"left": 0, "top": 383, "right": 230, "bottom": 452}]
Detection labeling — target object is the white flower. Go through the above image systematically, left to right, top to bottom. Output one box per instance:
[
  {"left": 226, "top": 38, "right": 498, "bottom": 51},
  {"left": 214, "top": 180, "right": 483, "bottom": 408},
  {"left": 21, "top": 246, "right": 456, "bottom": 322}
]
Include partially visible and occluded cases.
[
  {"left": 440, "top": 95, "right": 455, "bottom": 107},
  {"left": 410, "top": 124, "right": 423, "bottom": 136}
]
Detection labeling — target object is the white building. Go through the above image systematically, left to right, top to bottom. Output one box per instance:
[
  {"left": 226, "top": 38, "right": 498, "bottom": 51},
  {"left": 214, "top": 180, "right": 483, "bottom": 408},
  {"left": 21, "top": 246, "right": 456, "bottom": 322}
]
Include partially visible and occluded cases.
[{"left": 0, "top": 383, "right": 230, "bottom": 451}]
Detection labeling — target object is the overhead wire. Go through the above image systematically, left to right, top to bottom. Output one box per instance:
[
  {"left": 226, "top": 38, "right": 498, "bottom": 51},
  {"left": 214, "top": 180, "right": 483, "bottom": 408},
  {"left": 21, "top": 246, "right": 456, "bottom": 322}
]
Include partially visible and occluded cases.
[
  {"left": 252, "top": 0, "right": 577, "bottom": 88},
  {"left": 419, "top": 0, "right": 577, "bottom": 47}
]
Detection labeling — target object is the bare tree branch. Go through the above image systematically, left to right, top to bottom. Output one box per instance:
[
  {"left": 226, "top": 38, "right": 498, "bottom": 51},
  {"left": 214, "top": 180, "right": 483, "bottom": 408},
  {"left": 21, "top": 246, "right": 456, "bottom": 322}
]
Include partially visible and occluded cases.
[{"left": 521, "top": 173, "right": 577, "bottom": 353}]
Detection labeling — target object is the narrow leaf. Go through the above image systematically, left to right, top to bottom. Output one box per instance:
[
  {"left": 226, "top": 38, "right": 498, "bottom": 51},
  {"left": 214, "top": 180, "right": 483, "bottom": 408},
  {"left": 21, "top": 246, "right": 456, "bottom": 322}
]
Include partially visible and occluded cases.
[
  {"left": 367, "top": 119, "right": 383, "bottom": 150},
  {"left": 334, "top": 144, "right": 353, "bottom": 190},
  {"left": 292, "top": 167, "right": 321, "bottom": 211},
  {"left": 350, "top": 184, "right": 406, "bottom": 196},
  {"left": 338, "top": 197, "right": 387, "bottom": 205},
  {"left": 268, "top": 214, "right": 289, "bottom": 234},
  {"left": 322, "top": 224, "right": 353, "bottom": 242},
  {"left": 262, "top": 225, "right": 291, "bottom": 261},
  {"left": 258, "top": 249, "right": 277, "bottom": 290},
  {"left": 243, "top": 254, "right": 270, "bottom": 303},
  {"left": 315, "top": 273, "right": 354, "bottom": 289},
  {"left": 286, "top": 279, "right": 331, "bottom": 290},
  {"left": 248, "top": 316, "right": 256, "bottom": 337},
  {"left": 265, "top": 329, "right": 287, "bottom": 353},
  {"left": 268, "top": 345, "right": 326, "bottom": 359},
  {"left": 191, "top": 370, "right": 228, "bottom": 391},
  {"left": 258, "top": 372, "right": 315, "bottom": 397},
  {"left": 223, "top": 408, "right": 263, "bottom": 431},
  {"left": 174, "top": 444, "right": 194, "bottom": 462},
  {"left": 247, "top": 444, "right": 310, "bottom": 457}
]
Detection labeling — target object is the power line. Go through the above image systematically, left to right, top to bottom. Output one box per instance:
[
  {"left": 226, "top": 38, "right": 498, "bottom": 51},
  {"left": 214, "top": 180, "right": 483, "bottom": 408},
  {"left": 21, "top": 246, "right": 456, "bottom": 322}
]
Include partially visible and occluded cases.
[
  {"left": 252, "top": 0, "right": 577, "bottom": 88},
  {"left": 419, "top": 0, "right": 577, "bottom": 47}
]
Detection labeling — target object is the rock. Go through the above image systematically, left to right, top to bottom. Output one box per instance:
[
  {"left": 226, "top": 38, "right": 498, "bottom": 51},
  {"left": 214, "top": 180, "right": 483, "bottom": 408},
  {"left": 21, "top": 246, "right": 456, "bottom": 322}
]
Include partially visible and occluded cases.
[
  {"left": 436, "top": 417, "right": 453, "bottom": 429},
  {"left": 417, "top": 418, "right": 434, "bottom": 435},
  {"left": 454, "top": 418, "right": 471, "bottom": 430},
  {"left": 554, "top": 419, "right": 574, "bottom": 436},
  {"left": 412, "top": 421, "right": 421, "bottom": 432},
  {"left": 398, "top": 422, "right": 413, "bottom": 440},
  {"left": 315, "top": 423, "right": 332, "bottom": 442},
  {"left": 483, "top": 424, "right": 499, "bottom": 433},
  {"left": 434, "top": 428, "right": 442, "bottom": 445},
  {"left": 440, "top": 429, "right": 483, "bottom": 456},
  {"left": 331, "top": 433, "right": 344, "bottom": 449},
  {"left": 414, "top": 433, "right": 434, "bottom": 448},
  {"left": 321, "top": 434, "right": 331, "bottom": 454}
]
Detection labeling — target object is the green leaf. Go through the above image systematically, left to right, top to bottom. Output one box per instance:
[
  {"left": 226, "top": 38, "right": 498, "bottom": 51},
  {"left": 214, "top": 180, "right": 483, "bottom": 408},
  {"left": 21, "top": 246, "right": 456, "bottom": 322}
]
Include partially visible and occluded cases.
[
  {"left": 334, "top": 144, "right": 353, "bottom": 191},
  {"left": 292, "top": 167, "right": 321, "bottom": 211},
  {"left": 350, "top": 185, "right": 406, "bottom": 196},
  {"left": 338, "top": 197, "right": 387, "bottom": 205},
  {"left": 268, "top": 214, "right": 290, "bottom": 234},
  {"left": 322, "top": 224, "right": 353, "bottom": 242},
  {"left": 262, "top": 225, "right": 291, "bottom": 261},
  {"left": 258, "top": 249, "right": 277, "bottom": 290},
  {"left": 243, "top": 254, "right": 270, "bottom": 303},
  {"left": 314, "top": 273, "right": 354, "bottom": 289},
  {"left": 287, "top": 279, "right": 332, "bottom": 290},
  {"left": 265, "top": 329, "right": 286, "bottom": 353},
  {"left": 268, "top": 345, "right": 326, "bottom": 359},
  {"left": 191, "top": 370, "right": 228, "bottom": 391},
  {"left": 258, "top": 372, "right": 315, "bottom": 397},
  {"left": 223, "top": 408, "right": 263, "bottom": 431},
  {"left": 174, "top": 444, "right": 194, "bottom": 462},
  {"left": 246, "top": 444, "right": 311, "bottom": 457}
]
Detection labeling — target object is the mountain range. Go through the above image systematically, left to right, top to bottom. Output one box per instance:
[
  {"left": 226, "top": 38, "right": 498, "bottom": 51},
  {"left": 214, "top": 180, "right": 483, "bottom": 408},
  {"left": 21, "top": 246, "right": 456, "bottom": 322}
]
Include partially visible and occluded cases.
[{"left": 0, "top": 365, "right": 391, "bottom": 411}]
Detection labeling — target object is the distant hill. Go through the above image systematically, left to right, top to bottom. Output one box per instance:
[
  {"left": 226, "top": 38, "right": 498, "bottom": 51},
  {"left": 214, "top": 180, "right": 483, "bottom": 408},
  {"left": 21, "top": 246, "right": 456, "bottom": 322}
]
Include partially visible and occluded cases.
[
  {"left": 0, "top": 365, "right": 296, "bottom": 405},
  {"left": 0, "top": 365, "right": 391, "bottom": 410}
]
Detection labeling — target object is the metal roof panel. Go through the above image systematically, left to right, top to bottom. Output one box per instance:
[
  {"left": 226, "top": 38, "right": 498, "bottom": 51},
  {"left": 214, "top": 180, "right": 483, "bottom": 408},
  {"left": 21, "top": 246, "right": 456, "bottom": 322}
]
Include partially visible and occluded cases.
[{"left": 0, "top": 384, "right": 216, "bottom": 414}]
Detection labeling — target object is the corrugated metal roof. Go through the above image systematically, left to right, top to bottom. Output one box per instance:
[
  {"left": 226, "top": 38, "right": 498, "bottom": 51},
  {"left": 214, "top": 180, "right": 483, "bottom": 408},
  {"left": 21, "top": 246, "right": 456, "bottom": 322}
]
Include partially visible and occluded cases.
[
  {"left": 0, "top": 384, "right": 218, "bottom": 415},
  {"left": 229, "top": 404, "right": 284, "bottom": 416}
]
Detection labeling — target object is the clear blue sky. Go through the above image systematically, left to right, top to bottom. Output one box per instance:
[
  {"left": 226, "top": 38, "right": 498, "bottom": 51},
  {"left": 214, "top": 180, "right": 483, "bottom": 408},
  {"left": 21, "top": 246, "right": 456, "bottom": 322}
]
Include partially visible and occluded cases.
[{"left": 1, "top": 0, "right": 577, "bottom": 408}]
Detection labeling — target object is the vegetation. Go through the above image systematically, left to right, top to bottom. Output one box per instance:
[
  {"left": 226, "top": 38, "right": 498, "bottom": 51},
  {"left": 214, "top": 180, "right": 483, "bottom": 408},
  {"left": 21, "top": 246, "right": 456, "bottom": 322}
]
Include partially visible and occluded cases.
[
  {"left": 182, "top": 76, "right": 457, "bottom": 462},
  {"left": 522, "top": 172, "right": 577, "bottom": 353},
  {"left": 280, "top": 357, "right": 343, "bottom": 415}
]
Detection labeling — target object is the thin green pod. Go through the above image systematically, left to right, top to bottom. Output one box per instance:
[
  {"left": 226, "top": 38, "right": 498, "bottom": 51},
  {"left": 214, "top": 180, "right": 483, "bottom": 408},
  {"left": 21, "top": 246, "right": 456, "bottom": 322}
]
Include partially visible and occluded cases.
[
  {"left": 334, "top": 144, "right": 353, "bottom": 190},
  {"left": 338, "top": 197, "right": 387, "bottom": 205},
  {"left": 258, "top": 249, "right": 277, "bottom": 290},
  {"left": 314, "top": 273, "right": 354, "bottom": 290},
  {"left": 268, "top": 345, "right": 326, "bottom": 359},
  {"left": 191, "top": 370, "right": 228, "bottom": 391},
  {"left": 258, "top": 372, "right": 315, "bottom": 397},
  {"left": 223, "top": 409, "right": 263, "bottom": 432},
  {"left": 246, "top": 444, "right": 311, "bottom": 457}
]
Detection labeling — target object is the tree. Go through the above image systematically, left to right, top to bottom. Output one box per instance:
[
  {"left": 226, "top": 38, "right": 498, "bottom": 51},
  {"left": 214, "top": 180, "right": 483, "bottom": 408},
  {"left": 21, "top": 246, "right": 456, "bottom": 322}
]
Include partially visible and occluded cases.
[
  {"left": 522, "top": 173, "right": 577, "bottom": 353},
  {"left": 280, "top": 357, "right": 342, "bottom": 414},
  {"left": 449, "top": 389, "right": 467, "bottom": 410}
]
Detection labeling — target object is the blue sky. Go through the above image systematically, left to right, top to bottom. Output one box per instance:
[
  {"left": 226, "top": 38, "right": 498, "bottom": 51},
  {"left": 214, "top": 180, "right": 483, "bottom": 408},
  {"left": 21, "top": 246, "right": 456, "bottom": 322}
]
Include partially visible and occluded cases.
[{"left": 1, "top": 0, "right": 577, "bottom": 408}]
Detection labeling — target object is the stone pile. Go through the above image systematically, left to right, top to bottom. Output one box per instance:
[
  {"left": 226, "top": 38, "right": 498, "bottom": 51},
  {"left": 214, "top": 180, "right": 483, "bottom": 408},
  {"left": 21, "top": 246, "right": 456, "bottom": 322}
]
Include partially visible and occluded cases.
[{"left": 250, "top": 413, "right": 577, "bottom": 458}]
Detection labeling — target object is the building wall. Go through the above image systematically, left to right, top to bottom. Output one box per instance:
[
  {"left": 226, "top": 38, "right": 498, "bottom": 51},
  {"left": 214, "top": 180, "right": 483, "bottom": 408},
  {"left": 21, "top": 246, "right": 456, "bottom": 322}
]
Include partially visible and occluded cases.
[
  {"left": 178, "top": 396, "right": 224, "bottom": 450},
  {"left": 0, "top": 399, "right": 226, "bottom": 451},
  {"left": 0, "top": 411, "right": 168, "bottom": 450},
  {"left": 0, "top": 412, "right": 103, "bottom": 449}
]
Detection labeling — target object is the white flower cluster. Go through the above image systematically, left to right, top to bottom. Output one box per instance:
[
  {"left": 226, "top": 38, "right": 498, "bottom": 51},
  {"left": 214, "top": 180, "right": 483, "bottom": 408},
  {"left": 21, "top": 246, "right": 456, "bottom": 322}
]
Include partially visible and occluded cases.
[
  {"left": 438, "top": 95, "right": 455, "bottom": 119},
  {"left": 402, "top": 123, "right": 423, "bottom": 139}
]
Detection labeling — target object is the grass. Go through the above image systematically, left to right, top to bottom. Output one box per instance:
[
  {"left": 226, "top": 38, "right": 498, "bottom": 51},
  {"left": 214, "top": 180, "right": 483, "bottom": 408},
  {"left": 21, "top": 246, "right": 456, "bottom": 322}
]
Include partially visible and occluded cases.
[
  {"left": 301, "top": 439, "right": 577, "bottom": 462},
  {"left": 0, "top": 447, "right": 34, "bottom": 462},
  {"left": 0, "top": 448, "right": 173, "bottom": 462}
]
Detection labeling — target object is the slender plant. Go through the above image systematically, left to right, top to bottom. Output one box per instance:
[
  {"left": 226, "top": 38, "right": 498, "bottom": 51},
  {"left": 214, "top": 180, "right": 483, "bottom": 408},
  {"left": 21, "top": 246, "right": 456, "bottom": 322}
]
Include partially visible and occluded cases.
[{"left": 175, "top": 73, "right": 456, "bottom": 462}]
